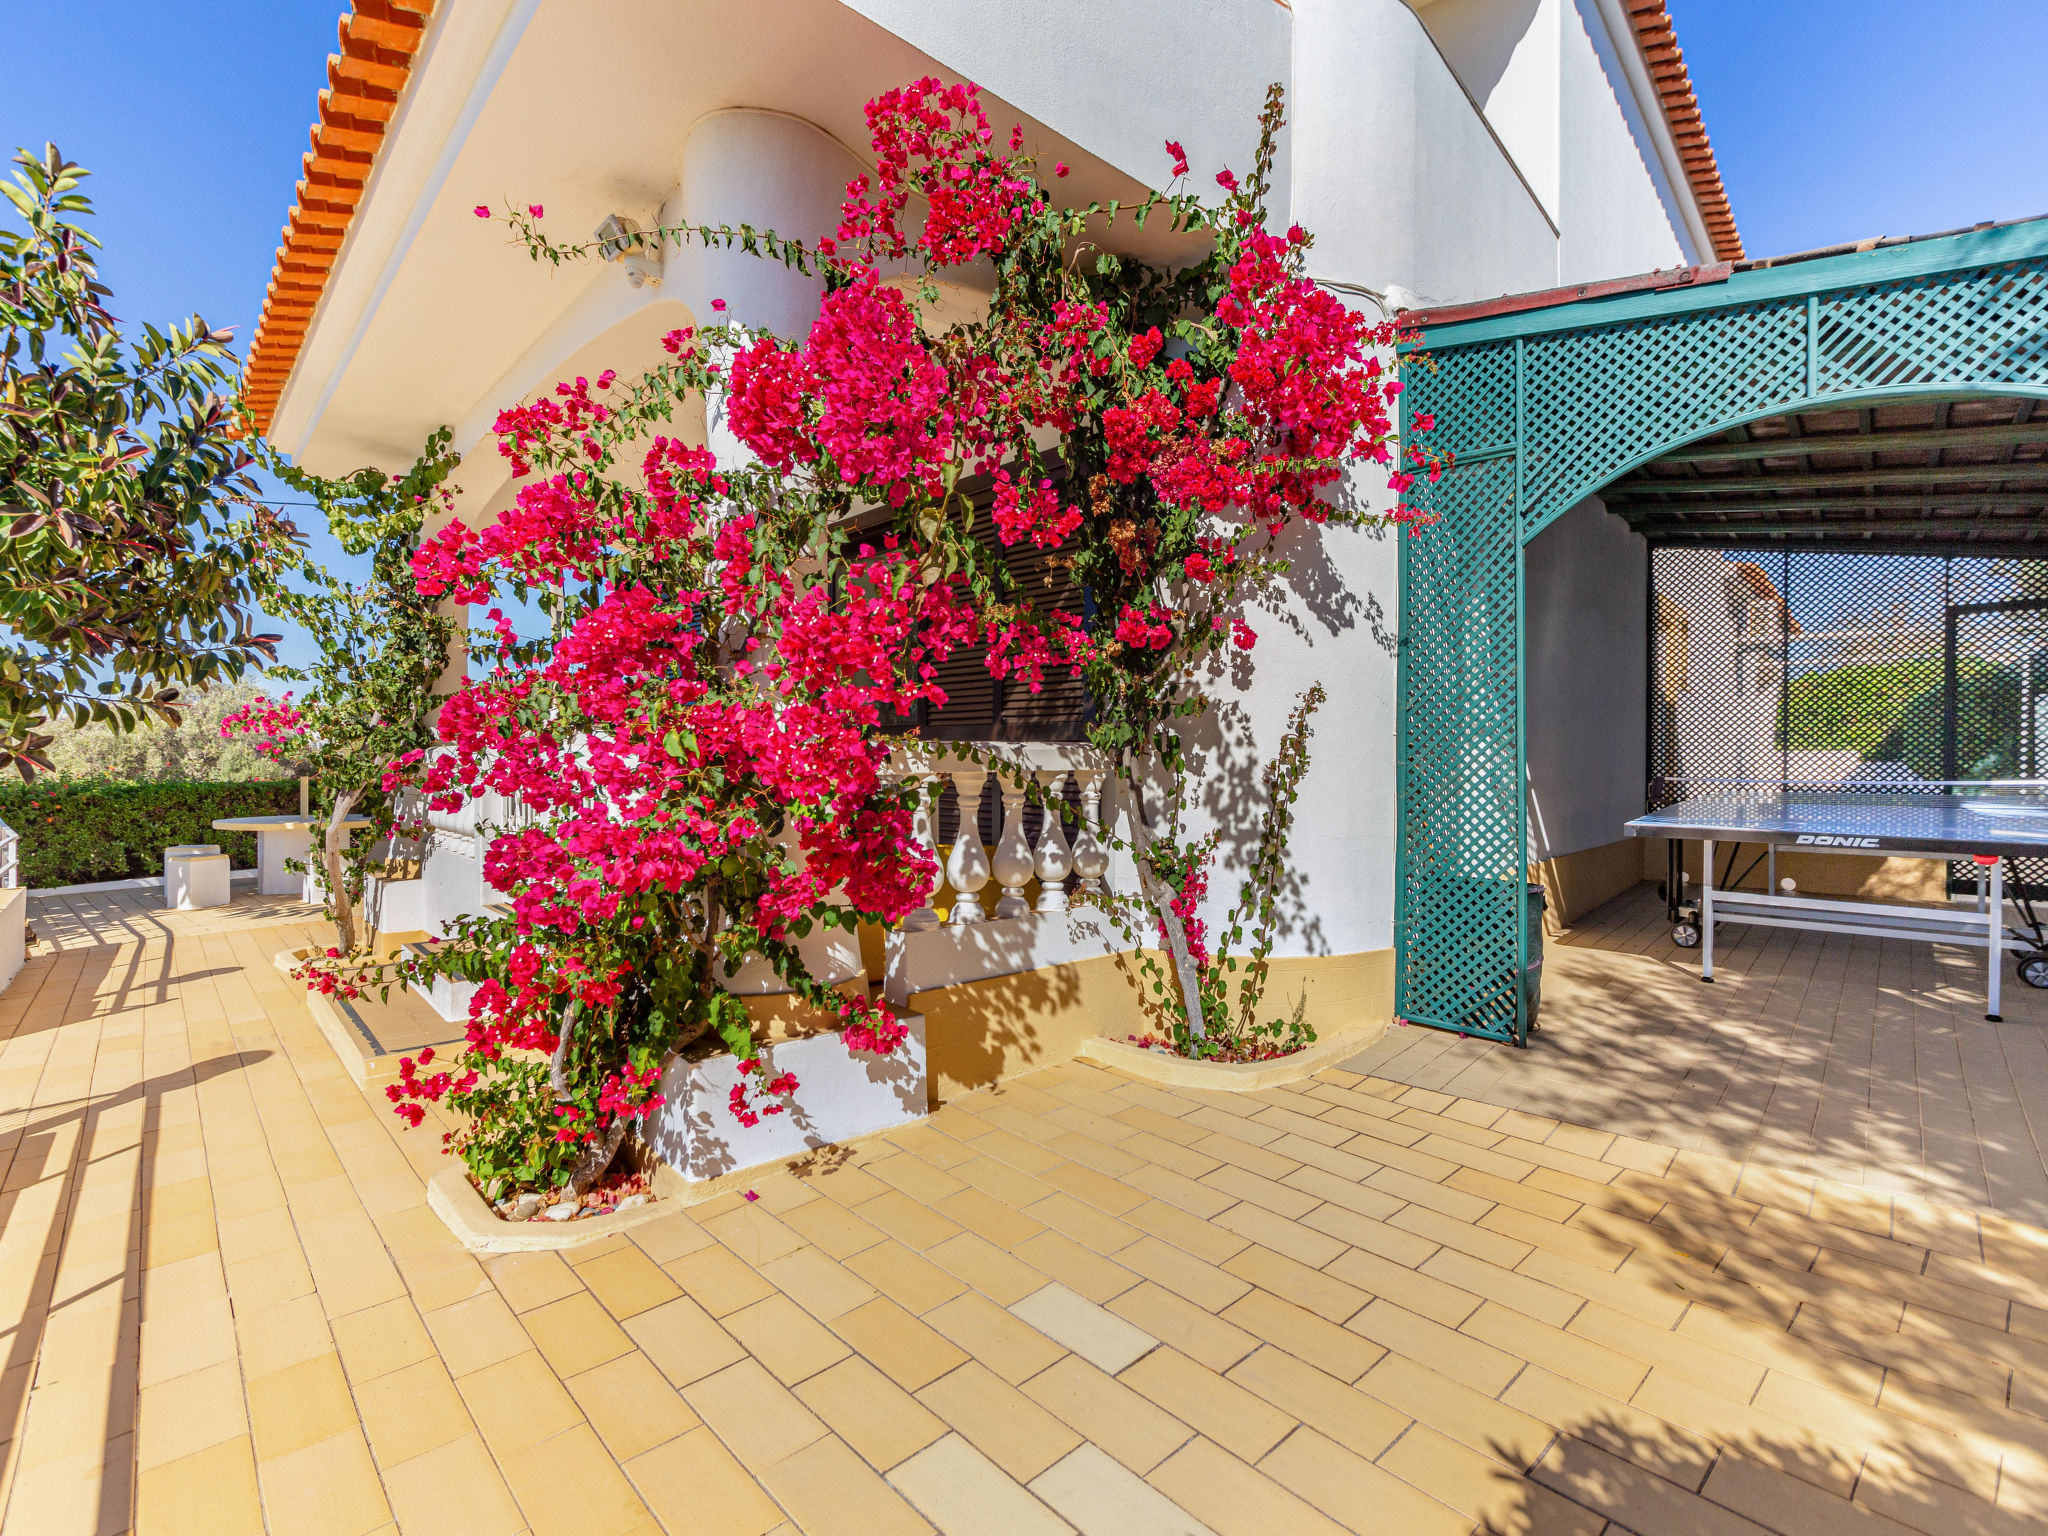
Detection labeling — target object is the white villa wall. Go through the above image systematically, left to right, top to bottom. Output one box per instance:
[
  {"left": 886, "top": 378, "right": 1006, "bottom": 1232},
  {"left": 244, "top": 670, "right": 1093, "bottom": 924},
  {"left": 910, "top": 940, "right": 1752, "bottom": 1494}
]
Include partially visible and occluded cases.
[
  {"left": 282, "top": 0, "right": 1724, "bottom": 980},
  {"left": 1559, "top": 0, "right": 1691, "bottom": 280},
  {"left": 1524, "top": 496, "right": 1647, "bottom": 861}
]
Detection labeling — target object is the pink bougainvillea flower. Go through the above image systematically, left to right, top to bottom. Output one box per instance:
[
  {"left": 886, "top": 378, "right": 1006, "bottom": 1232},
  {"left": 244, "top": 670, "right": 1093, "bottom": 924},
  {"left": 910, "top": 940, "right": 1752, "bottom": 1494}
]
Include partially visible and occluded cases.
[
  {"left": 1165, "top": 140, "right": 1189, "bottom": 178},
  {"left": 527, "top": 203, "right": 544, "bottom": 218},
  {"left": 473, "top": 205, "right": 491, "bottom": 218}
]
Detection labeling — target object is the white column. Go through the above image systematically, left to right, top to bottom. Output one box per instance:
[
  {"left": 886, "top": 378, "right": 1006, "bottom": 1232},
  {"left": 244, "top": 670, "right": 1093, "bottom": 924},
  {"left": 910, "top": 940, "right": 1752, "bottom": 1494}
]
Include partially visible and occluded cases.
[
  {"left": 945, "top": 767, "right": 991, "bottom": 925},
  {"left": 1070, "top": 768, "right": 1110, "bottom": 896},
  {"left": 991, "top": 770, "right": 1034, "bottom": 919},
  {"left": 1034, "top": 771, "right": 1072, "bottom": 913}
]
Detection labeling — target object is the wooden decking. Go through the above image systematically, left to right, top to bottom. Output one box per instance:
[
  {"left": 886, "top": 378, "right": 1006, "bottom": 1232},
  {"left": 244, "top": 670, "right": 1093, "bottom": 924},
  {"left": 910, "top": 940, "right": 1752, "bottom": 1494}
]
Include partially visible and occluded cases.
[{"left": 1347, "top": 882, "right": 2048, "bottom": 1230}]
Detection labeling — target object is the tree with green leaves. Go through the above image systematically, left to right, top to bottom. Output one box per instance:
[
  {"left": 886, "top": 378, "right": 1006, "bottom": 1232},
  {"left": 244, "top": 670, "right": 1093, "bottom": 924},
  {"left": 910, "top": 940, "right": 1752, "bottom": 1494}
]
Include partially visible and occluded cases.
[
  {"left": 0, "top": 145, "right": 299, "bottom": 776},
  {"left": 225, "top": 429, "right": 462, "bottom": 953}
]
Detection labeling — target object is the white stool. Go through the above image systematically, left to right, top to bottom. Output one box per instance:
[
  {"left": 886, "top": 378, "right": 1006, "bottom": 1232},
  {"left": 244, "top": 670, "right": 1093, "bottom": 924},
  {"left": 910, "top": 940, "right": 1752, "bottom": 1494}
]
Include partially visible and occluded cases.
[
  {"left": 163, "top": 844, "right": 221, "bottom": 905},
  {"left": 166, "top": 852, "right": 231, "bottom": 911}
]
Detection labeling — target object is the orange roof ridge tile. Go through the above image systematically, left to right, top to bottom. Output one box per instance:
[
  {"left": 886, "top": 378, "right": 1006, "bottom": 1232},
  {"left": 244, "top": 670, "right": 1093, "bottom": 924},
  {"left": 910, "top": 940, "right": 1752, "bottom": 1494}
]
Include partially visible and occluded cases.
[
  {"left": 1625, "top": 0, "right": 1742, "bottom": 261},
  {"left": 242, "top": 1, "right": 437, "bottom": 434}
]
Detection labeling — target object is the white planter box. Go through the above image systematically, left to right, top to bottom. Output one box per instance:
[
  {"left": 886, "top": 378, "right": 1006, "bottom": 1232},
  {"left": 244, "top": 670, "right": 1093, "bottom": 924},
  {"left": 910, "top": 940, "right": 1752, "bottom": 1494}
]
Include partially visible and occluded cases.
[{"left": 645, "top": 1013, "right": 927, "bottom": 1182}]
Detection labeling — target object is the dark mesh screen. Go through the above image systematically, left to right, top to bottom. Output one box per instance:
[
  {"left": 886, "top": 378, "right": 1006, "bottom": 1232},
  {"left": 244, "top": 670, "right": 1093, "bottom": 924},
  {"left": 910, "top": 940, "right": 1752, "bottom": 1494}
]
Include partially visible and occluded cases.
[{"left": 1650, "top": 548, "right": 2048, "bottom": 897}]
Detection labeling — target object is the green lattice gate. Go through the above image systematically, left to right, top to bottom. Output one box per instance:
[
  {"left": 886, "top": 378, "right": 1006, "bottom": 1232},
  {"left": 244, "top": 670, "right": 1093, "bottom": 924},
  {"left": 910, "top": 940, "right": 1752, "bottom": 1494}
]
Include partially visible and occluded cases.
[{"left": 1396, "top": 221, "right": 2048, "bottom": 1044}]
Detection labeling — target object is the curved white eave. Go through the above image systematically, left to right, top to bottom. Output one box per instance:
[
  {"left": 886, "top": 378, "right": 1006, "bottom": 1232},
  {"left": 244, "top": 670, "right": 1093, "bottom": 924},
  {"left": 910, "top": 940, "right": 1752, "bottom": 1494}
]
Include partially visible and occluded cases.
[{"left": 270, "top": 0, "right": 543, "bottom": 466}]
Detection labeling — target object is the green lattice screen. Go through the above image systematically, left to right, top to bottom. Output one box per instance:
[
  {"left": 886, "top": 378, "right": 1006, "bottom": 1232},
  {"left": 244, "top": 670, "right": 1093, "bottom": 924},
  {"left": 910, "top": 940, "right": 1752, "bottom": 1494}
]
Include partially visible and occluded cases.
[{"left": 1396, "top": 229, "right": 2048, "bottom": 1044}]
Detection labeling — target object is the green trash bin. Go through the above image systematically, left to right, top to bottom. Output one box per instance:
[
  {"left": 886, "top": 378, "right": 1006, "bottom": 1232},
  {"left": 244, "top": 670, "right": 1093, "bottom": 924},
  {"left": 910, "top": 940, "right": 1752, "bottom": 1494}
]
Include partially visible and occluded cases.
[{"left": 1521, "top": 883, "right": 1547, "bottom": 1033}]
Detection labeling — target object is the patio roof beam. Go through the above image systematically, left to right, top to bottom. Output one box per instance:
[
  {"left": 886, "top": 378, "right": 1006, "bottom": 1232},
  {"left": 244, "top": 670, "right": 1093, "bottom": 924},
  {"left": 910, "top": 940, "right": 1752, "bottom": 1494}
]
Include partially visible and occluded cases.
[
  {"left": 1646, "top": 422, "right": 2048, "bottom": 465},
  {"left": 1609, "top": 463, "right": 2048, "bottom": 497},
  {"left": 1618, "top": 497, "right": 2048, "bottom": 521},
  {"left": 1643, "top": 516, "right": 2047, "bottom": 538}
]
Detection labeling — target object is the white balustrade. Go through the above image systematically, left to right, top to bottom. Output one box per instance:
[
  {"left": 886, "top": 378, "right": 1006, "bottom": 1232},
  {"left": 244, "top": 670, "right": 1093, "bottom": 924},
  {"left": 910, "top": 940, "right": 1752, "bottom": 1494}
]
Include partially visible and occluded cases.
[{"left": 886, "top": 744, "right": 1112, "bottom": 927}]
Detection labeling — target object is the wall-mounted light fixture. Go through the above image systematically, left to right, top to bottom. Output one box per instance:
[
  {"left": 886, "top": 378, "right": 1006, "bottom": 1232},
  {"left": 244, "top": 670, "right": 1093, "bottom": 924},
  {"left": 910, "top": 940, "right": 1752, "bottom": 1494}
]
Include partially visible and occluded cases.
[{"left": 594, "top": 213, "right": 663, "bottom": 289}]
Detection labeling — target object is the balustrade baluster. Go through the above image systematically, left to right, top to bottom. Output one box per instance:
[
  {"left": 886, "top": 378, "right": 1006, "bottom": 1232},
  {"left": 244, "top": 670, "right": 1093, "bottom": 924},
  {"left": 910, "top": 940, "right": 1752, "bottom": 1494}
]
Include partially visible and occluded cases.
[
  {"left": 944, "top": 766, "right": 992, "bottom": 924},
  {"left": 1071, "top": 768, "right": 1110, "bottom": 895},
  {"left": 991, "top": 769, "right": 1034, "bottom": 918},
  {"left": 900, "top": 770, "right": 941, "bottom": 931},
  {"left": 1034, "top": 771, "right": 1072, "bottom": 913}
]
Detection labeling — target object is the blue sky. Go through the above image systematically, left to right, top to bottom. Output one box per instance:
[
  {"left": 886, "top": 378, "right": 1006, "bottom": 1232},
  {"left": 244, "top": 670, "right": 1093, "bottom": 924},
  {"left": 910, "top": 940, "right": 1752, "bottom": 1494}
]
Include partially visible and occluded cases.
[{"left": 1, "top": 1, "right": 2042, "bottom": 667}]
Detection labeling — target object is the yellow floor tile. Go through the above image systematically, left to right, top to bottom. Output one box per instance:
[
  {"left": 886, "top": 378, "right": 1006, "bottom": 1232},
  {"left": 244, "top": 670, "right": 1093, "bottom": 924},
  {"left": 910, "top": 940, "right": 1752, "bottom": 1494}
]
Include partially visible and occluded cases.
[
  {"left": 846, "top": 1238, "right": 970, "bottom": 1314},
  {"left": 577, "top": 1242, "right": 684, "bottom": 1318},
  {"left": 666, "top": 1242, "right": 780, "bottom": 1317},
  {"left": 482, "top": 1249, "right": 585, "bottom": 1313},
  {"left": 522, "top": 1289, "right": 634, "bottom": 1378},
  {"left": 422, "top": 1292, "right": 531, "bottom": 1379},
  {"left": 724, "top": 1292, "right": 854, "bottom": 1386},
  {"left": 622, "top": 1293, "right": 749, "bottom": 1387},
  {"left": 831, "top": 1296, "right": 971, "bottom": 1392},
  {"left": 1223, "top": 1344, "right": 1408, "bottom": 1461},
  {"left": 1122, "top": 1346, "right": 1295, "bottom": 1464},
  {"left": 456, "top": 1349, "right": 585, "bottom": 1457},
  {"left": 566, "top": 1349, "right": 703, "bottom": 1461},
  {"left": 247, "top": 1352, "right": 358, "bottom": 1464},
  {"left": 795, "top": 1355, "right": 948, "bottom": 1472},
  {"left": 1019, "top": 1355, "right": 1192, "bottom": 1476},
  {"left": 355, "top": 1356, "right": 472, "bottom": 1467},
  {"left": 684, "top": 1358, "right": 830, "bottom": 1465},
  {"left": 136, "top": 1359, "right": 247, "bottom": 1472},
  {"left": 917, "top": 1359, "right": 1085, "bottom": 1482},
  {"left": 501, "top": 1422, "right": 656, "bottom": 1536},
  {"left": 626, "top": 1425, "right": 784, "bottom": 1536},
  {"left": 1259, "top": 1426, "right": 1468, "bottom": 1536},
  {"left": 253, "top": 1428, "right": 392, "bottom": 1536},
  {"left": 379, "top": 1432, "right": 526, "bottom": 1536},
  {"left": 759, "top": 1432, "right": 935, "bottom": 1536},
  {"left": 888, "top": 1432, "right": 1073, "bottom": 1536},
  {"left": 136, "top": 1434, "right": 263, "bottom": 1536},
  {"left": 1148, "top": 1436, "right": 1350, "bottom": 1536}
]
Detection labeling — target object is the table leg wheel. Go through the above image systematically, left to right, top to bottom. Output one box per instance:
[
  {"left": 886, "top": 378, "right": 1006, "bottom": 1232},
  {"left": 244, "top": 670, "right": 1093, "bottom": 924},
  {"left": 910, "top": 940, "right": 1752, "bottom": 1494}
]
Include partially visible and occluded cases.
[
  {"left": 1671, "top": 920, "right": 1700, "bottom": 950},
  {"left": 2018, "top": 953, "right": 2048, "bottom": 990}
]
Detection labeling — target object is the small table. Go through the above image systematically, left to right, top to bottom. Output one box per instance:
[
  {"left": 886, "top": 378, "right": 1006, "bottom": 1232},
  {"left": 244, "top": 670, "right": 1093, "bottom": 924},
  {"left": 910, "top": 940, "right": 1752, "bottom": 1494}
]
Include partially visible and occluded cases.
[{"left": 212, "top": 814, "right": 371, "bottom": 897}]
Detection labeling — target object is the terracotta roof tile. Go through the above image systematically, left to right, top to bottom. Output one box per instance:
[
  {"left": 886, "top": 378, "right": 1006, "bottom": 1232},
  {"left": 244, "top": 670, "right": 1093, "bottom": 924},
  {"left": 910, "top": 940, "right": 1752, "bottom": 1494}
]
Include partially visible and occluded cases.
[
  {"left": 1626, "top": 0, "right": 1742, "bottom": 261},
  {"left": 242, "top": 1, "right": 437, "bottom": 434}
]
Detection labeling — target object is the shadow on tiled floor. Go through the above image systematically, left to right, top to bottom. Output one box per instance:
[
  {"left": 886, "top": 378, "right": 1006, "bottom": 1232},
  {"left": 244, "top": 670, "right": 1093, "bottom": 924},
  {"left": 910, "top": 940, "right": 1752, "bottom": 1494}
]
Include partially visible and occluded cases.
[{"left": 3, "top": 896, "right": 2046, "bottom": 1534}]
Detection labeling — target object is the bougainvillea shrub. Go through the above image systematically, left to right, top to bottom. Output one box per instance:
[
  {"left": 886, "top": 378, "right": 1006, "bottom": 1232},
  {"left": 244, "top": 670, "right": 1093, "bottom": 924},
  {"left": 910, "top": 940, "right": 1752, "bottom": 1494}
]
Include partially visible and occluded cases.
[{"left": 344, "top": 81, "right": 1444, "bottom": 1197}]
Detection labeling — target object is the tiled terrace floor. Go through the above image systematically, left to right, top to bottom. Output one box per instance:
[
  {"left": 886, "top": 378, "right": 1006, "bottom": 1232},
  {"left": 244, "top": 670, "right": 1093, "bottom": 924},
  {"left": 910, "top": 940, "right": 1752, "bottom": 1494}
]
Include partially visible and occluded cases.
[
  {"left": 1350, "top": 882, "right": 2048, "bottom": 1230},
  {"left": 7, "top": 896, "right": 2048, "bottom": 1534}
]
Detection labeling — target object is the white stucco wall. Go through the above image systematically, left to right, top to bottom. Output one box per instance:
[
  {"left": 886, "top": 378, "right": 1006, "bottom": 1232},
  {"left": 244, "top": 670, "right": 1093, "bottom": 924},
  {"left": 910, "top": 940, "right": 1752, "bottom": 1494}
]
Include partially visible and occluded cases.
[
  {"left": 1295, "top": 0, "right": 1559, "bottom": 310},
  {"left": 1558, "top": 0, "right": 1688, "bottom": 282},
  {"left": 1524, "top": 496, "right": 1647, "bottom": 860}
]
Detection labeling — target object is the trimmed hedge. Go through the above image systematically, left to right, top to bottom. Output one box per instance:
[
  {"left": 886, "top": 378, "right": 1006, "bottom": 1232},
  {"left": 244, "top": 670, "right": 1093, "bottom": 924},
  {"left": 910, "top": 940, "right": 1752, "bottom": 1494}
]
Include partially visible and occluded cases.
[{"left": 0, "top": 779, "right": 300, "bottom": 889}]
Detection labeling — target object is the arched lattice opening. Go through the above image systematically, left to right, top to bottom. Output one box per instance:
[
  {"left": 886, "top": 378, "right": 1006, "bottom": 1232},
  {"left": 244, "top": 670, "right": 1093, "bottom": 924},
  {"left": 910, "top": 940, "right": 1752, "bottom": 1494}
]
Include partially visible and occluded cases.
[{"left": 1396, "top": 221, "right": 2048, "bottom": 1044}]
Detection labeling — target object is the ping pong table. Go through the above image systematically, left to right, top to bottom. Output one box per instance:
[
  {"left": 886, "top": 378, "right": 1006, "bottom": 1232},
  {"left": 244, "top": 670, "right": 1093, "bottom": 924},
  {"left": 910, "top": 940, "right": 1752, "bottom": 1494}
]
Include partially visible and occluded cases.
[{"left": 1625, "top": 788, "right": 2048, "bottom": 1022}]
